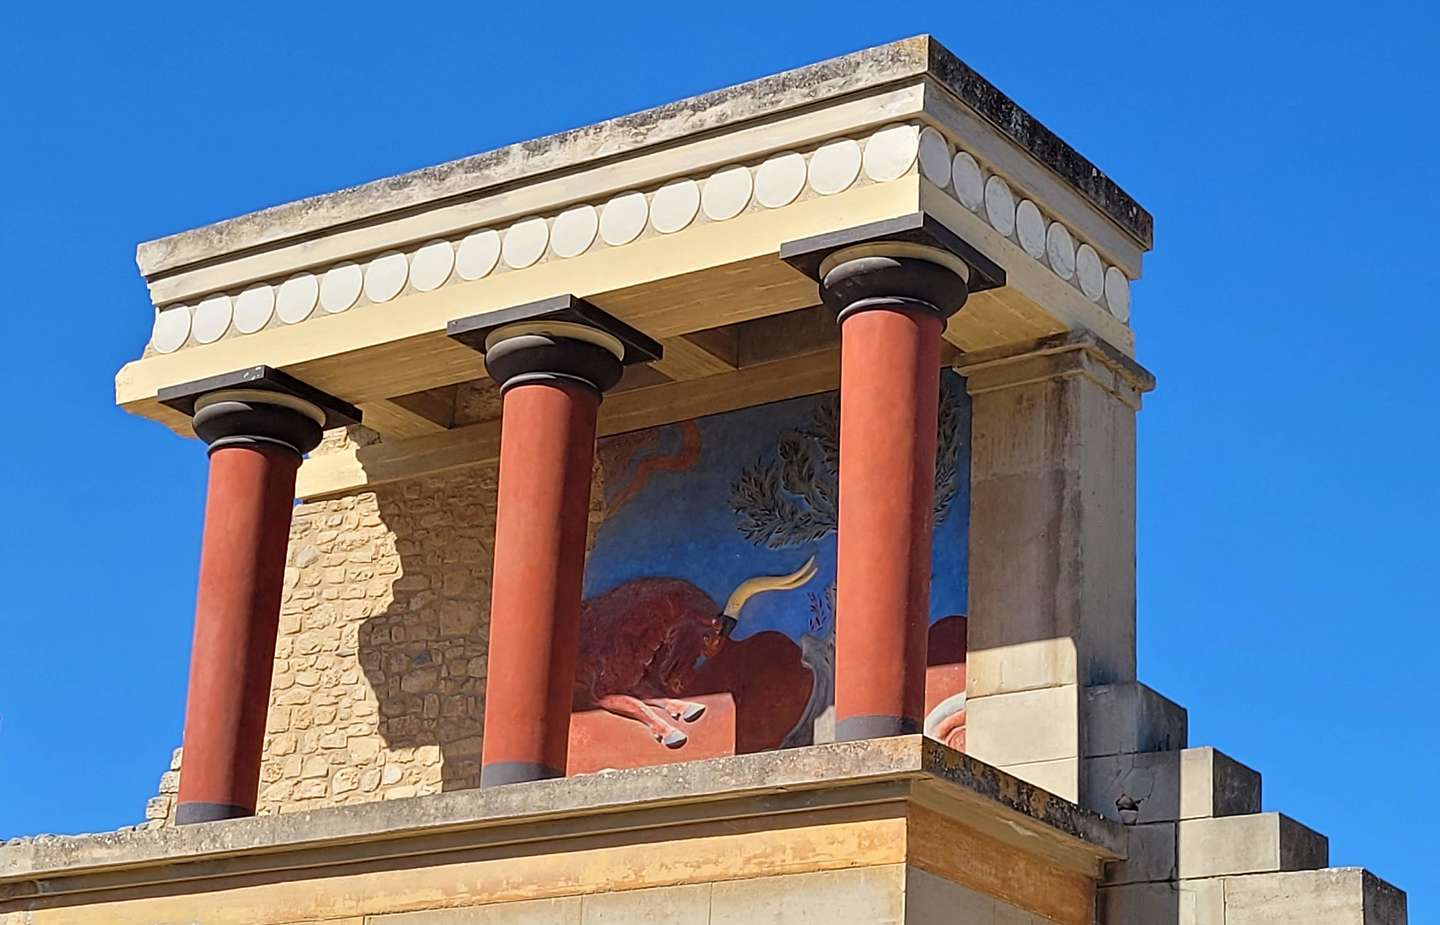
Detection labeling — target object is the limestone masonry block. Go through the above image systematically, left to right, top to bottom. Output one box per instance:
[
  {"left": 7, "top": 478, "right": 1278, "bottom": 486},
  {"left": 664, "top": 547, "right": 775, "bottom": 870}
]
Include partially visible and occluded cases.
[
  {"left": 1082, "top": 682, "right": 1187, "bottom": 757},
  {"left": 965, "top": 684, "right": 1078, "bottom": 767},
  {"left": 1082, "top": 747, "right": 1261, "bottom": 825},
  {"left": 1000, "top": 757, "right": 1079, "bottom": 804},
  {"left": 1176, "top": 813, "right": 1328, "bottom": 880},
  {"left": 1104, "top": 822, "right": 1177, "bottom": 886},
  {"left": 710, "top": 866, "right": 905, "bottom": 925},
  {"left": 1223, "top": 868, "right": 1407, "bottom": 925},
  {"left": 1097, "top": 879, "right": 1223, "bottom": 925},
  {"left": 582, "top": 882, "right": 712, "bottom": 925},
  {"left": 369, "top": 896, "right": 584, "bottom": 923}
]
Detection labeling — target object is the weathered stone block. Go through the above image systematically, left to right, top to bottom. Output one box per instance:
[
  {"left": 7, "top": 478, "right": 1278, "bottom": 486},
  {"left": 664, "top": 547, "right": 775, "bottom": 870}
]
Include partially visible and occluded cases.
[
  {"left": 1081, "top": 682, "right": 1187, "bottom": 757},
  {"left": 965, "top": 685, "right": 1079, "bottom": 767},
  {"left": 1082, "top": 747, "right": 1261, "bottom": 824},
  {"left": 1003, "top": 757, "right": 1079, "bottom": 803},
  {"left": 1176, "top": 814, "right": 1328, "bottom": 880},
  {"left": 1103, "top": 822, "right": 1176, "bottom": 886},
  {"left": 710, "top": 865, "right": 904, "bottom": 925},
  {"left": 903, "top": 865, "right": 996, "bottom": 923},
  {"left": 1223, "top": 868, "right": 1407, "bottom": 925},
  {"left": 1097, "top": 879, "right": 1223, "bottom": 925},
  {"left": 582, "top": 883, "right": 711, "bottom": 924},
  {"left": 370, "top": 897, "right": 583, "bottom": 924}
]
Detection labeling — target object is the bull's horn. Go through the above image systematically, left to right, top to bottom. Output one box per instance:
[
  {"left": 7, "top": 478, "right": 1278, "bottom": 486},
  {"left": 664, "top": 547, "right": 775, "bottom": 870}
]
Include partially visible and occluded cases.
[{"left": 722, "top": 556, "right": 819, "bottom": 618}]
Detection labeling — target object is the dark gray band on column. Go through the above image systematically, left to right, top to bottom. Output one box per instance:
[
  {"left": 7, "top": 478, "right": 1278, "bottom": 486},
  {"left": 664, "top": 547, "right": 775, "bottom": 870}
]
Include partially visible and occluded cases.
[
  {"left": 820, "top": 255, "right": 969, "bottom": 325},
  {"left": 483, "top": 334, "right": 625, "bottom": 396},
  {"left": 192, "top": 398, "right": 325, "bottom": 456},
  {"left": 834, "top": 715, "right": 921, "bottom": 742},
  {"left": 480, "top": 761, "right": 564, "bottom": 789},
  {"left": 174, "top": 801, "right": 253, "bottom": 825}
]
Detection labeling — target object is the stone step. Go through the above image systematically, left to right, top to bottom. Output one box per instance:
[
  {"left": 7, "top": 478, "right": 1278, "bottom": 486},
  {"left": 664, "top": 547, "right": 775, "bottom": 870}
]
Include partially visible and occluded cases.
[
  {"left": 1083, "top": 682, "right": 1189, "bottom": 758},
  {"left": 1082, "top": 746, "right": 1262, "bottom": 825},
  {"left": 1176, "top": 813, "right": 1328, "bottom": 880},
  {"left": 1098, "top": 868, "right": 1404, "bottom": 924}
]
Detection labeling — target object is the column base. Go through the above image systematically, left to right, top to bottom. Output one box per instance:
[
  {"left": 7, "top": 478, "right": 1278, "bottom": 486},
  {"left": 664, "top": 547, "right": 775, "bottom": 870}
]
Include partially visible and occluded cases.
[
  {"left": 834, "top": 715, "right": 921, "bottom": 742},
  {"left": 480, "top": 761, "right": 565, "bottom": 788},
  {"left": 174, "top": 801, "right": 253, "bottom": 825}
]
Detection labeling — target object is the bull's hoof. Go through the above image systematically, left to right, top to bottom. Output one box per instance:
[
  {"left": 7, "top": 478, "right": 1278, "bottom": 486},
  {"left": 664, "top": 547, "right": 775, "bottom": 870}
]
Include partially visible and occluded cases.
[
  {"left": 680, "top": 703, "right": 706, "bottom": 722},
  {"left": 661, "top": 728, "right": 688, "bottom": 748}
]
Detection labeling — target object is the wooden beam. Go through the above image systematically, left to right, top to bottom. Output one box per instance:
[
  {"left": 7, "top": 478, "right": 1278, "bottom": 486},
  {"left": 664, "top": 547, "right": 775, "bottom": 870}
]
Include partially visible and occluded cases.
[
  {"left": 651, "top": 329, "right": 740, "bottom": 381},
  {"left": 297, "top": 346, "right": 841, "bottom": 500},
  {"left": 358, "top": 387, "right": 457, "bottom": 439}
]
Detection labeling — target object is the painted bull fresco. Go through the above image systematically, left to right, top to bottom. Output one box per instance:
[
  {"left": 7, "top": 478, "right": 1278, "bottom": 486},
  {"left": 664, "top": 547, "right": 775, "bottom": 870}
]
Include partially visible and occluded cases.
[{"left": 575, "top": 370, "right": 971, "bottom": 764}]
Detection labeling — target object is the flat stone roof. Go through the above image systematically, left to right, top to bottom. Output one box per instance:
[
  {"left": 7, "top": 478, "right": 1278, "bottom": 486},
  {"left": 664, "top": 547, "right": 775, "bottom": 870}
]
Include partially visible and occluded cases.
[
  {"left": 136, "top": 35, "right": 1151, "bottom": 280},
  {"left": 0, "top": 737, "right": 1122, "bottom": 892}
]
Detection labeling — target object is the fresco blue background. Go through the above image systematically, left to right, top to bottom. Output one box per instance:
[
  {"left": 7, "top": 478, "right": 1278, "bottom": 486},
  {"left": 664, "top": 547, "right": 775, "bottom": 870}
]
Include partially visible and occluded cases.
[{"left": 583, "top": 371, "right": 971, "bottom": 643}]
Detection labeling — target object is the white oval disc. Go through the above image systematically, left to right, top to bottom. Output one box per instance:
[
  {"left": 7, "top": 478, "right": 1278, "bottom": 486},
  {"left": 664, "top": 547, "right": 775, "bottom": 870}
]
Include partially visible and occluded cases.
[
  {"left": 863, "top": 124, "right": 919, "bottom": 182},
  {"left": 918, "top": 127, "right": 952, "bottom": 187},
  {"left": 807, "top": 138, "right": 862, "bottom": 195},
  {"left": 754, "top": 152, "right": 807, "bottom": 208},
  {"left": 951, "top": 152, "right": 984, "bottom": 211},
  {"left": 701, "top": 166, "right": 752, "bottom": 221},
  {"left": 984, "top": 175, "right": 1016, "bottom": 236},
  {"left": 650, "top": 179, "right": 701, "bottom": 234},
  {"left": 600, "top": 192, "right": 649, "bottom": 246},
  {"left": 1016, "top": 200, "right": 1047, "bottom": 259},
  {"left": 551, "top": 205, "right": 599, "bottom": 258},
  {"left": 502, "top": 218, "right": 549, "bottom": 270},
  {"left": 1046, "top": 223, "right": 1076, "bottom": 280},
  {"left": 456, "top": 229, "right": 501, "bottom": 280},
  {"left": 410, "top": 240, "right": 456, "bottom": 291},
  {"left": 1076, "top": 244, "right": 1105, "bottom": 302},
  {"left": 364, "top": 252, "right": 409, "bottom": 302},
  {"left": 320, "top": 262, "right": 363, "bottom": 313},
  {"left": 1105, "top": 266, "right": 1131, "bottom": 322},
  {"left": 276, "top": 273, "right": 319, "bottom": 324},
  {"left": 233, "top": 284, "right": 275, "bottom": 334},
  {"left": 192, "top": 294, "right": 233, "bottom": 344},
  {"left": 152, "top": 306, "right": 192, "bottom": 353}
]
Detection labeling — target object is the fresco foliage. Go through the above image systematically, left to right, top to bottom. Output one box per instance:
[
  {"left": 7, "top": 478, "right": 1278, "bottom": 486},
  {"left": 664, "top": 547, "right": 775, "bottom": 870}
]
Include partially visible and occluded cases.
[{"left": 574, "top": 370, "right": 970, "bottom": 761}]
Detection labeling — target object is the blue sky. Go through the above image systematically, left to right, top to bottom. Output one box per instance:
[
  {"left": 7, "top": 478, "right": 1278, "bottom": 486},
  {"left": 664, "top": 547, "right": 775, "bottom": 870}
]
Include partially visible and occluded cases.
[{"left": 1, "top": 0, "right": 1435, "bottom": 916}]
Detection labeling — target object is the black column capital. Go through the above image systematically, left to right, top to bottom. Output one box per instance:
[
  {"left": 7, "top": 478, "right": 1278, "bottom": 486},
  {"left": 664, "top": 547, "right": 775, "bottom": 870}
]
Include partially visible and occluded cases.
[
  {"left": 780, "top": 211, "right": 1005, "bottom": 324},
  {"left": 448, "top": 295, "right": 662, "bottom": 396},
  {"left": 158, "top": 366, "right": 361, "bottom": 456}
]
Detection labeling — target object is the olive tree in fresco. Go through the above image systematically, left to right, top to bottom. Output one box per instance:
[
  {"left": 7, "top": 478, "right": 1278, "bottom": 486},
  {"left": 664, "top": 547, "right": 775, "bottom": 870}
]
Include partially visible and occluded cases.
[{"left": 730, "top": 376, "right": 968, "bottom": 549}]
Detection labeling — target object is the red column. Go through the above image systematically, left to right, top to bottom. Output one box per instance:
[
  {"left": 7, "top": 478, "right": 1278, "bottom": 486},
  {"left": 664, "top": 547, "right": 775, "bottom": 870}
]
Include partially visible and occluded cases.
[
  {"left": 834, "top": 305, "right": 945, "bottom": 741},
  {"left": 480, "top": 380, "right": 600, "bottom": 786},
  {"left": 176, "top": 443, "right": 300, "bottom": 823}
]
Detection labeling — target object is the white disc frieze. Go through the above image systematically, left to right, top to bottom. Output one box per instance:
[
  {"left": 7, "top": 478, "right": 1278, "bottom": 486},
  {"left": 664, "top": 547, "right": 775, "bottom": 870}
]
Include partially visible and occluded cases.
[
  {"left": 862, "top": 124, "right": 919, "bottom": 182},
  {"left": 918, "top": 127, "right": 952, "bottom": 187},
  {"left": 808, "top": 138, "right": 862, "bottom": 195},
  {"left": 754, "top": 152, "right": 807, "bottom": 208},
  {"left": 951, "top": 152, "right": 984, "bottom": 211},
  {"left": 701, "top": 166, "right": 752, "bottom": 221},
  {"left": 984, "top": 175, "right": 1016, "bottom": 237},
  {"left": 650, "top": 179, "right": 701, "bottom": 234},
  {"left": 600, "top": 192, "right": 649, "bottom": 246},
  {"left": 1016, "top": 200, "right": 1047, "bottom": 259},
  {"left": 551, "top": 205, "right": 599, "bottom": 258},
  {"left": 502, "top": 218, "right": 549, "bottom": 270},
  {"left": 1046, "top": 222, "right": 1076, "bottom": 280},
  {"left": 456, "top": 229, "right": 501, "bottom": 280},
  {"left": 410, "top": 240, "right": 456, "bottom": 291},
  {"left": 1076, "top": 244, "right": 1105, "bottom": 302},
  {"left": 364, "top": 252, "right": 409, "bottom": 303},
  {"left": 320, "top": 262, "right": 363, "bottom": 314},
  {"left": 1105, "top": 266, "right": 1131, "bottom": 322},
  {"left": 276, "top": 273, "right": 319, "bottom": 324},
  {"left": 233, "top": 284, "right": 275, "bottom": 334},
  {"left": 192, "top": 294, "right": 233, "bottom": 344},
  {"left": 152, "top": 306, "right": 192, "bottom": 354}
]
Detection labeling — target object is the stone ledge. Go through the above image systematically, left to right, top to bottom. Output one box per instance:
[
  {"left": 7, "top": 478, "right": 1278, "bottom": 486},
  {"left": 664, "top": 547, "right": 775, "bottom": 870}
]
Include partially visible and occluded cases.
[{"left": 0, "top": 737, "right": 1122, "bottom": 897}]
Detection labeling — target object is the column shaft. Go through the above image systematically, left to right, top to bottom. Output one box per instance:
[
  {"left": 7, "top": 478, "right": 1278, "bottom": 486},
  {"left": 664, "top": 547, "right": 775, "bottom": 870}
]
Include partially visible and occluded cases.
[
  {"left": 834, "top": 305, "right": 945, "bottom": 740},
  {"left": 480, "top": 380, "right": 600, "bottom": 786},
  {"left": 176, "top": 443, "right": 300, "bottom": 823}
]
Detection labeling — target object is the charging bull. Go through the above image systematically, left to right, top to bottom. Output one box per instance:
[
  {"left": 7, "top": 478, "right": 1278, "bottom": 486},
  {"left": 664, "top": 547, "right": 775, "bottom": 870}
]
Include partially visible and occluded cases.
[{"left": 574, "top": 557, "right": 818, "bottom": 748}]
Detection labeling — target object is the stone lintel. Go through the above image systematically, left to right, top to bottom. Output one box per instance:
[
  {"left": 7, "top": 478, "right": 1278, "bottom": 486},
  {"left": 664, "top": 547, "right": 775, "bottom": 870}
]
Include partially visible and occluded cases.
[
  {"left": 136, "top": 35, "right": 1149, "bottom": 281},
  {"left": 955, "top": 330, "right": 1156, "bottom": 406},
  {"left": 0, "top": 738, "right": 1121, "bottom": 900}
]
